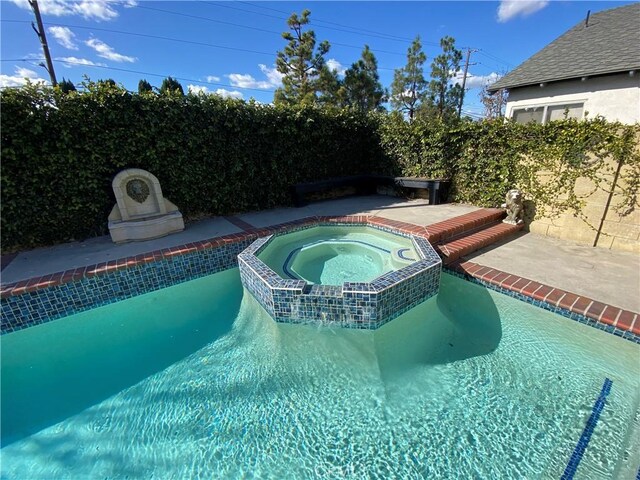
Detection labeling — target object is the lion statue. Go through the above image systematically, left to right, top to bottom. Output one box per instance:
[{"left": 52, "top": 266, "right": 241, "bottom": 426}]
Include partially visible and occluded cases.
[{"left": 502, "top": 189, "right": 524, "bottom": 225}]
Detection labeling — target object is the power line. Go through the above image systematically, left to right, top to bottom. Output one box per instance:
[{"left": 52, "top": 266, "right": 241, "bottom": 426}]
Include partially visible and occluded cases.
[
  {"left": 207, "top": 1, "right": 414, "bottom": 44},
  {"left": 238, "top": 1, "right": 423, "bottom": 44},
  {"left": 135, "top": 5, "right": 407, "bottom": 57},
  {"left": 1, "top": 18, "right": 400, "bottom": 73},
  {"left": 2, "top": 19, "right": 278, "bottom": 57},
  {"left": 477, "top": 50, "right": 513, "bottom": 68},
  {"left": 8, "top": 58, "right": 277, "bottom": 93}
]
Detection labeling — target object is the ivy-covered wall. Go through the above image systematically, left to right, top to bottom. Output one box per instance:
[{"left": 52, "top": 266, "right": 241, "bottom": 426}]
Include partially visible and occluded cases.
[{"left": 2, "top": 83, "right": 639, "bottom": 252}]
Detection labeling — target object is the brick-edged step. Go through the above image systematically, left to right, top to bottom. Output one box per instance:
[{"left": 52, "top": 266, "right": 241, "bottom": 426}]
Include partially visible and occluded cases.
[
  {"left": 425, "top": 208, "right": 505, "bottom": 244},
  {"left": 435, "top": 221, "right": 524, "bottom": 264}
]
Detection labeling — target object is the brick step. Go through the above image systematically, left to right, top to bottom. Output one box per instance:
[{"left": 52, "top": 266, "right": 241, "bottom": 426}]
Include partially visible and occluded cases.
[
  {"left": 425, "top": 208, "right": 505, "bottom": 244},
  {"left": 434, "top": 221, "right": 524, "bottom": 264}
]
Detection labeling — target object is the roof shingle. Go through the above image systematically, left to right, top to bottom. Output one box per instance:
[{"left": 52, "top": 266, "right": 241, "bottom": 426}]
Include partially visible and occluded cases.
[{"left": 487, "top": 3, "right": 640, "bottom": 92}]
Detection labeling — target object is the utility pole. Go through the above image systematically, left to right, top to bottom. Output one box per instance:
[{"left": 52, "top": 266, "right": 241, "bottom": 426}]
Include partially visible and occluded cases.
[
  {"left": 28, "top": 0, "right": 57, "bottom": 87},
  {"left": 457, "top": 48, "right": 476, "bottom": 118}
]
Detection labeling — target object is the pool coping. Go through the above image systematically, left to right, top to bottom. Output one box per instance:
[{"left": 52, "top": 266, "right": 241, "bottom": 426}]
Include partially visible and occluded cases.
[{"left": 1, "top": 214, "right": 639, "bottom": 341}]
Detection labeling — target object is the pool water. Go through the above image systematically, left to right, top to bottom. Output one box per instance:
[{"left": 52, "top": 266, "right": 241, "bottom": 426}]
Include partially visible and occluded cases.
[
  {"left": 258, "top": 226, "right": 417, "bottom": 285},
  {"left": 1, "top": 269, "right": 639, "bottom": 479}
]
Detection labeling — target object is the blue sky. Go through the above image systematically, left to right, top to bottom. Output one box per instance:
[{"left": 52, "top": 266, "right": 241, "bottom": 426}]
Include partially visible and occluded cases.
[{"left": 1, "top": 0, "right": 636, "bottom": 116}]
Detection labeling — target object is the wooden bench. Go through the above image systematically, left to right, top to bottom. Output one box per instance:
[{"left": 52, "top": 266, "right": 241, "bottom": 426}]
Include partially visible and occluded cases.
[{"left": 291, "top": 175, "right": 450, "bottom": 207}]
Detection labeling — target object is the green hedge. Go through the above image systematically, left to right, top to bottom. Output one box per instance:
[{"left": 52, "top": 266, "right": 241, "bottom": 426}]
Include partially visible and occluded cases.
[
  {"left": 2, "top": 82, "right": 638, "bottom": 252},
  {"left": 1, "top": 83, "right": 387, "bottom": 251},
  {"left": 381, "top": 115, "right": 639, "bottom": 218}
]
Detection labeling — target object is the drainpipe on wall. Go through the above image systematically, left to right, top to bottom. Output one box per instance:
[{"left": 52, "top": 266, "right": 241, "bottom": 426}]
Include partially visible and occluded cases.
[{"left": 593, "top": 156, "right": 624, "bottom": 247}]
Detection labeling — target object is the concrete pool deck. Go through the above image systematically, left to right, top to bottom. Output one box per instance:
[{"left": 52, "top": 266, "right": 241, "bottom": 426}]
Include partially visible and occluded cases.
[{"left": 1, "top": 195, "right": 639, "bottom": 313}]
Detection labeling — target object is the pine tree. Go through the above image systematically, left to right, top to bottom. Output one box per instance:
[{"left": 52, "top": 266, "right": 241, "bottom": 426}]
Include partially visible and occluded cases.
[
  {"left": 274, "top": 10, "right": 330, "bottom": 106},
  {"left": 390, "top": 36, "right": 428, "bottom": 121},
  {"left": 424, "top": 36, "right": 463, "bottom": 120},
  {"left": 342, "top": 45, "right": 385, "bottom": 112},
  {"left": 317, "top": 64, "right": 342, "bottom": 107},
  {"left": 159, "top": 77, "right": 184, "bottom": 95},
  {"left": 57, "top": 78, "right": 76, "bottom": 94},
  {"left": 138, "top": 79, "right": 153, "bottom": 94}
]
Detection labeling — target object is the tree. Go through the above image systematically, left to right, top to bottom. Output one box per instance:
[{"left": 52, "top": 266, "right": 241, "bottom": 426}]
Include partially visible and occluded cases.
[
  {"left": 274, "top": 9, "right": 331, "bottom": 106},
  {"left": 390, "top": 36, "right": 428, "bottom": 121},
  {"left": 424, "top": 36, "right": 463, "bottom": 120},
  {"left": 341, "top": 45, "right": 385, "bottom": 112},
  {"left": 317, "top": 64, "right": 342, "bottom": 107},
  {"left": 159, "top": 76, "right": 184, "bottom": 95},
  {"left": 57, "top": 78, "right": 76, "bottom": 94},
  {"left": 138, "top": 79, "right": 153, "bottom": 94},
  {"left": 480, "top": 84, "right": 508, "bottom": 119}
]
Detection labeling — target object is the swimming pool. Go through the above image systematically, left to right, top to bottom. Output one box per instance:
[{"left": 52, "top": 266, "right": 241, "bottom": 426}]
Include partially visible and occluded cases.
[{"left": 1, "top": 268, "right": 638, "bottom": 478}]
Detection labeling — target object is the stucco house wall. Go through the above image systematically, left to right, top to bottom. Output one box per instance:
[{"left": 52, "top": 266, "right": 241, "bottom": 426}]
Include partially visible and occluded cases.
[{"left": 505, "top": 73, "right": 640, "bottom": 124}]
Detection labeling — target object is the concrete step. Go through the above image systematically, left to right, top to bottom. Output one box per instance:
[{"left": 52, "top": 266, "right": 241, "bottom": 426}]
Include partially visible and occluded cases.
[
  {"left": 425, "top": 208, "right": 505, "bottom": 244},
  {"left": 435, "top": 221, "right": 524, "bottom": 264}
]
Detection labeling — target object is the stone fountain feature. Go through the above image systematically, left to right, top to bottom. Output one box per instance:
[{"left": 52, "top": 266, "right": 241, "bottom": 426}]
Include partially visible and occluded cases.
[{"left": 108, "top": 168, "right": 184, "bottom": 243}]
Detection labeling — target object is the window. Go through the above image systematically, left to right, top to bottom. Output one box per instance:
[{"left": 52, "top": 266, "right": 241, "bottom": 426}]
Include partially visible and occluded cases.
[
  {"left": 511, "top": 102, "right": 584, "bottom": 124},
  {"left": 545, "top": 103, "right": 584, "bottom": 122},
  {"left": 512, "top": 106, "right": 544, "bottom": 124}
]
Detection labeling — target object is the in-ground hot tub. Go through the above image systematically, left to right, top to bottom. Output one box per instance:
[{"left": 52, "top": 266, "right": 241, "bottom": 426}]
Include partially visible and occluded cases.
[
  {"left": 238, "top": 223, "right": 441, "bottom": 329},
  {"left": 259, "top": 226, "right": 418, "bottom": 286}
]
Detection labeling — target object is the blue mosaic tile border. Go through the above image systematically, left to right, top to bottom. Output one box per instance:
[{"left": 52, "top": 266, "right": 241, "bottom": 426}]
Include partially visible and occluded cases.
[
  {"left": 239, "top": 224, "right": 442, "bottom": 329},
  {"left": 1, "top": 238, "right": 255, "bottom": 334},
  {"left": 444, "top": 268, "right": 640, "bottom": 344},
  {"left": 561, "top": 378, "right": 613, "bottom": 480}
]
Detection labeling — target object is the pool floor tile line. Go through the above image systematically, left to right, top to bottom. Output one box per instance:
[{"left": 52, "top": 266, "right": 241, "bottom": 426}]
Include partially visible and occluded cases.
[{"left": 561, "top": 378, "right": 613, "bottom": 480}]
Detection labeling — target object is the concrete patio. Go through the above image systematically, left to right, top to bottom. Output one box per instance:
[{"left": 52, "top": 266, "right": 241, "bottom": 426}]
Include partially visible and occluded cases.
[{"left": 2, "top": 195, "right": 638, "bottom": 313}]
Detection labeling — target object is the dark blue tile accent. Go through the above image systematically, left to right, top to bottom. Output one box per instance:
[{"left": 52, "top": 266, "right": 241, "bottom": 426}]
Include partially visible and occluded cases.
[
  {"left": 397, "top": 248, "right": 415, "bottom": 261},
  {"left": 561, "top": 378, "right": 613, "bottom": 480}
]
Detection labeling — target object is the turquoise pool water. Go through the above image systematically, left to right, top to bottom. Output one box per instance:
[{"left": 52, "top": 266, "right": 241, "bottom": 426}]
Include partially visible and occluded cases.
[
  {"left": 258, "top": 226, "right": 416, "bottom": 285},
  {"left": 1, "top": 269, "right": 639, "bottom": 479}
]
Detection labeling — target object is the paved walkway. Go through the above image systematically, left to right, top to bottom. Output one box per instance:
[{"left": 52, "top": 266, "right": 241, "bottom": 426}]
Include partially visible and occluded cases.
[{"left": 2, "top": 195, "right": 638, "bottom": 313}]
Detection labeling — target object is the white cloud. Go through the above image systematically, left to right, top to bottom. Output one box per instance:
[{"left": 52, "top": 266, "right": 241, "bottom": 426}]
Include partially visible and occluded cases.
[
  {"left": 10, "top": 0, "right": 120, "bottom": 21},
  {"left": 497, "top": 0, "right": 549, "bottom": 22},
  {"left": 48, "top": 26, "right": 78, "bottom": 50},
  {"left": 86, "top": 38, "right": 136, "bottom": 63},
  {"left": 57, "top": 56, "right": 107, "bottom": 68},
  {"left": 326, "top": 58, "right": 346, "bottom": 75},
  {"left": 227, "top": 64, "right": 282, "bottom": 90},
  {"left": 258, "top": 64, "right": 283, "bottom": 86},
  {"left": 0, "top": 66, "right": 48, "bottom": 88},
  {"left": 452, "top": 71, "right": 502, "bottom": 89},
  {"left": 227, "top": 73, "right": 272, "bottom": 89},
  {"left": 206, "top": 75, "right": 221, "bottom": 82},
  {"left": 188, "top": 84, "right": 209, "bottom": 94},
  {"left": 188, "top": 85, "right": 243, "bottom": 99},
  {"left": 215, "top": 88, "right": 243, "bottom": 99}
]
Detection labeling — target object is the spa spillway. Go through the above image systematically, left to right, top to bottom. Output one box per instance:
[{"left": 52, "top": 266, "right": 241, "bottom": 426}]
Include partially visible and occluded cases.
[{"left": 238, "top": 224, "right": 442, "bottom": 329}]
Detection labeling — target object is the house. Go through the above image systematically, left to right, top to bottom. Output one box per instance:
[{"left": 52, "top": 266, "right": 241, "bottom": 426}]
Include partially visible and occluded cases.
[{"left": 487, "top": 3, "right": 640, "bottom": 124}]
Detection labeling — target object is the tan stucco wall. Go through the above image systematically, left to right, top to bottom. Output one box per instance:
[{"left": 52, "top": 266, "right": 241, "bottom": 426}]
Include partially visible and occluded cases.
[
  {"left": 506, "top": 73, "right": 640, "bottom": 124},
  {"left": 528, "top": 162, "right": 640, "bottom": 254}
]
